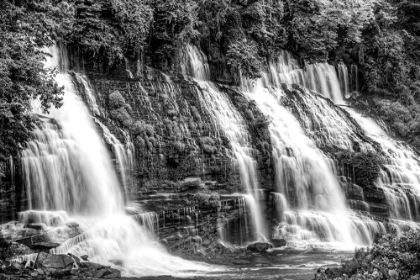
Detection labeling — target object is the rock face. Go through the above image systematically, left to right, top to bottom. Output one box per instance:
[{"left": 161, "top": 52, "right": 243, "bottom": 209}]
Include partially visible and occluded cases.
[{"left": 247, "top": 242, "right": 273, "bottom": 252}]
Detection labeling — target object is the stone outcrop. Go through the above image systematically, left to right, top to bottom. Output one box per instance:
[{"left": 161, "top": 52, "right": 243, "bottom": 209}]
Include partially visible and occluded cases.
[
  {"left": 246, "top": 242, "right": 273, "bottom": 253},
  {"left": 0, "top": 252, "right": 121, "bottom": 279}
]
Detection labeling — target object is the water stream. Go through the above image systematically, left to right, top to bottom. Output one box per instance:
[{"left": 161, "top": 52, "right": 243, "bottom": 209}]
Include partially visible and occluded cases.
[
  {"left": 18, "top": 45, "right": 213, "bottom": 276},
  {"left": 181, "top": 45, "right": 267, "bottom": 240}
]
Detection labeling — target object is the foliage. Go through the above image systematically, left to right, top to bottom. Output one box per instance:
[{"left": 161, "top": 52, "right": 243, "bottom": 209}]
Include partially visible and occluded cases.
[
  {"left": 0, "top": 0, "right": 72, "bottom": 156},
  {"left": 66, "top": 0, "right": 153, "bottom": 64},
  {"left": 109, "top": 90, "right": 125, "bottom": 109},
  {"left": 339, "top": 151, "right": 382, "bottom": 188},
  {"left": 193, "top": 191, "right": 221, "bottom": 208},
  {"left": 334, "top": 228, "right": 420, "bottom": 279}
]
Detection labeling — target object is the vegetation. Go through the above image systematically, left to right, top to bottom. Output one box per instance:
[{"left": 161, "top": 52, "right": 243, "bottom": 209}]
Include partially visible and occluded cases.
[
  {"left": 0, "top": 0, "right": 73, "bottom": 158},
  {"left": 338, "top": 151, "right": 382, "bottom": 188},
  {"left": 325, "top": 228, "right": 420, "bottom": 279}
]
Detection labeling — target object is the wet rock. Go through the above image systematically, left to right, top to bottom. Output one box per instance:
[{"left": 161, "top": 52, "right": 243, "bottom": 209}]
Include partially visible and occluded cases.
[
  {"left": 66, "top": 222, "right": 79, "bottom": 228},
  {"left": 24, "top": 223, "right": 47, "bottom": 230},
  {"left": 15, "top": 234, "right": 50, "bottom": 248},
  {"left": 271, "top": 239, "right": 287, "bottom": 247},
  {"left": 32, "top": 242, "right": 61, "bottom": 250},
  {"left": 246, "top": 242, "right": 273, "bottom": 252},
  {"left": 35, "top": 252, "right": 74, "bottom": 270},
  {"left": 67, "top": 253, "right": 81, "bottom": 265},
  {"left": 80, "top": 255, "right": 89, "bottom": 261},
  {"left": 109, "top": 259, "right": 123, "bottom": 267},
  {"left": 24, "top": 260, "right": 34, "bottom": 269},
  {"left": 10, "top": 261, "right": 22, "bottom": 271},
  {"left": 80, "top": 261, "right": 106, "bottom": 270},
  {"left": 92, "top": 268, "right": 108, "bottom": 278},
  {"left": 103, "top": 268, "right": 121, "bottom": 278},
  {"left": 49, "top": 269, "right": 71, "bottom": 278}
]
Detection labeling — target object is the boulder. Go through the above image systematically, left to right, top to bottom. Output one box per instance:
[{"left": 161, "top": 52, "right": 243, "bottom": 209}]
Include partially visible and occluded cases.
[
  {"left": 66, "top": 222, "right": 79, "bottom": 228},
  {"left": 25, "top": 223, "right": 47, "bottom": 230},
  {"left": 15, "top": 234, "right": 50, "bottom": 248},
  {"left": 271, "top": 239, "right": 287, "bottom": 247},
  {"left": 32, "top": 242, "right": 61, "bottom": 250},
  {"left": 246, "top": 242, "right": 273, "bottom": 252},
  {"left": 35, "top": 252, "right": 74, "bottom": 270},
  {"left": 67, "top": 253, "right": 81, "bottom": 265},
  {"left": 80, "top": 255, "right": 89, "bottom": 261},
  {"left": 10, "top": 261, "right": 23, "bottom": 271},
  {"left": 80, "top": 261, "right": 106, "bottom": 270},
  {"left": 92, "top": 268, "right": 108, "bottom": 278},
  {"left": 103, "top": 268, "right": 121, "bottom": 278}
]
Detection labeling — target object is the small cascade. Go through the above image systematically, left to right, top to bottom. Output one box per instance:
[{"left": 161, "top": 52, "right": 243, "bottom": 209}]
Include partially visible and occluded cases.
[
  {"left": 17, "top": 45, "right": 212, "bottom": 276},
  {"left": 182, "top": 45, "right": 267, "bottom": 240},
  {"left": 268, "top": 51, "right": 344, "bottom": 104},
  {"left": 337, "top": 63, "right": 350, "bottom": 99},
  {"left": 73, "top": 73, "right": 101, "bottom": 116},
  {"left": 347, "top": 109, "right": 420, "bottom": 222},
  {"left": 21, "top": 116, "right": 122, "bottom": 215}
]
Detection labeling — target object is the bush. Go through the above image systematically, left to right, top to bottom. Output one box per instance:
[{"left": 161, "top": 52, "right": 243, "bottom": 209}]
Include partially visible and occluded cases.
[
  {"left": 109, "top": 91, "right": 126, "bottom": 109},
  {"left": 110, "top": 107, "right": 132, "bottom": 127},
  {"left": 132, "top": 120, "right": 146, "bottom": 136},
  {"left": 173, "top": 141, "right": 185, "bottom": 154},
  {"left": 193, "top": 191, "right": 221, "bottom": 208},
  {"left": 337, "top": 229, "right": 420, "bottom": 279}
]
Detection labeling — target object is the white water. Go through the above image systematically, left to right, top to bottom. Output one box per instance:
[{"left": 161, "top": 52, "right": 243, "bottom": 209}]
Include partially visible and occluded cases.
[
  {"left": 19, "top": 45, "right": 213, "bottom": 276},
  {"left": 182, "top": 45, "right": 267, "bottom": 240},
  {"left": 273, "top": 50, "right": 420, "bottom": 237},
  {"left": 268, "top": 51, "right": 345, "bottom": 104},
  {"left": 242, "top": 78, "right": 381, "bottom": 248},
  {"left": 347, "top": 109, "right": 420, "bottom": 222}
]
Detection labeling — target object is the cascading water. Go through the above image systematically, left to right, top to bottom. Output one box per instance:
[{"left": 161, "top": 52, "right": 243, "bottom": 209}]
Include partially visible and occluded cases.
[
  {"left": 18, "top": 45, "right": 212, "bottom": 276},
  {"left": 181, "top": 45, "right": 267, "bottom": 240},
  {"left": 271, "top": 50, "right": 420, "bottom": 242},
  {"left": 268, "top": 51, "right": 345, "bottom": 104},
  {"left": 72, "top": 73, "right": 135, "bottom": 201},
  {"left": 242, "top": 78, "right": 382, "bottom": 248},
  {"left": 347, "top": 109, "right": 420, "bottom": 223}
]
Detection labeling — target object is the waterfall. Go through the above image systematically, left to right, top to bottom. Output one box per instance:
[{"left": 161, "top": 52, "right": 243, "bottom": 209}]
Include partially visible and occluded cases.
[
  {"left": 19, "top": 45, "right": 212, "bottom": 276},
  {"left": 181, "top": 45, "right": 267, "bottom": 240},
  {"left": 273, "top": 50, "right": 419, "bottom": 238},
  {"left": 267, "top": 51, "right": 345, "bottom": 104},
  {"left": 242, "top": 78, "right": 379, "bottom": 248},
  {"left": 347, "top": 109, "right": 420, "bottom": 223}
]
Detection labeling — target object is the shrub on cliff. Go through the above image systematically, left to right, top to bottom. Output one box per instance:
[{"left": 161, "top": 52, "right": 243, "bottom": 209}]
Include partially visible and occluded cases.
[
  {"left": 109, "top": 91, "right": 126, "bottom": 109},
  {"left": 110, "top": 107, "right": 132, "bottom": 128},
  {"left": 339, "top": 151, "right": 382, "bottom": 188},
  {"left": 193, "top": 191, "right": 221, "bottom": 208}
]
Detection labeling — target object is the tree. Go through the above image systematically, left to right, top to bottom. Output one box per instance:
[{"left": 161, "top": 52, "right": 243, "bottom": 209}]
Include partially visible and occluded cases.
[{"left": 0, "top": 0, "right": 72, "bottom": 157}]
